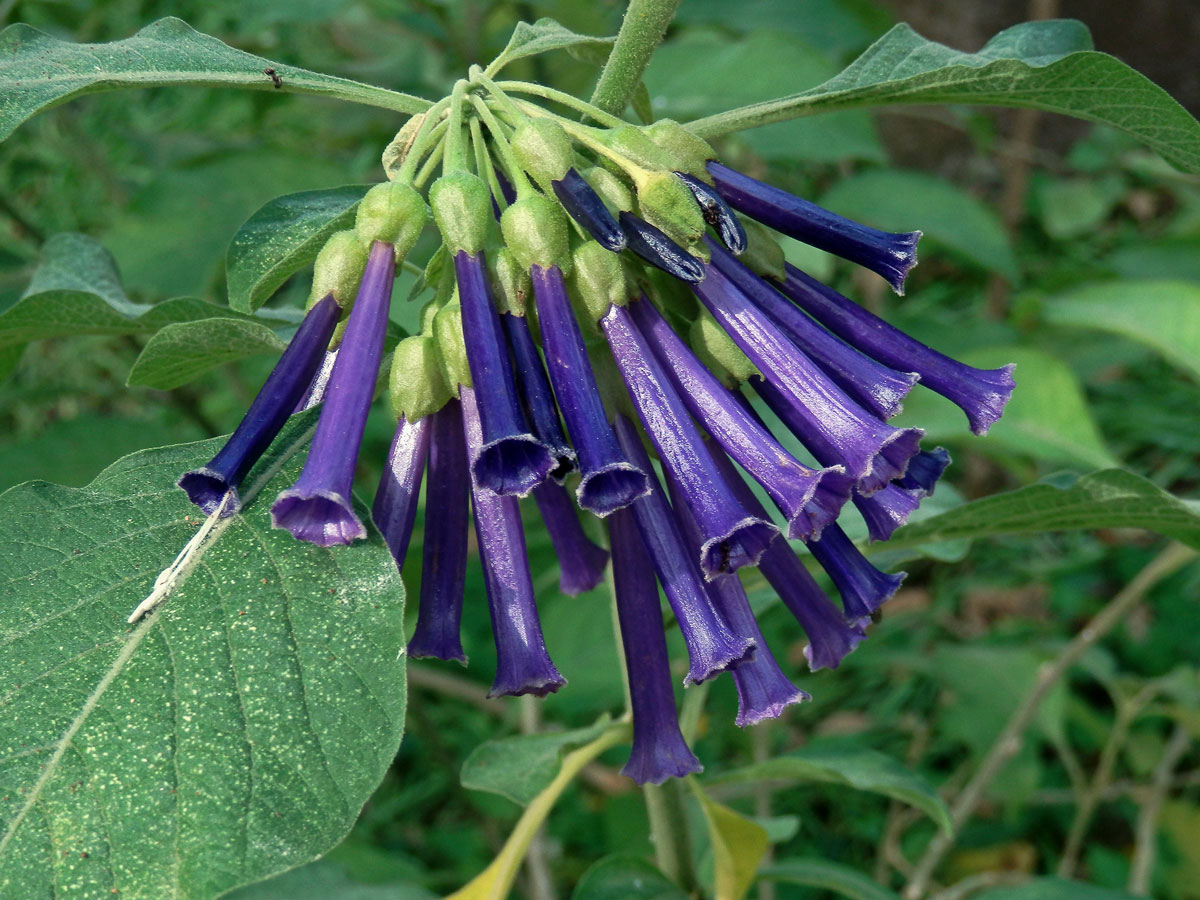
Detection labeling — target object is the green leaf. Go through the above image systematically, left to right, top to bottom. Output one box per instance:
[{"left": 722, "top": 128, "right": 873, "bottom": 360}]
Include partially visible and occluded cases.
[
  {"left": 0, "top": 17, "right": 429, "bottom": 142},
  {"left": 486, "top": 18, "right": 614, "bottom": 76},
  {"left": 687, "top": 20, "right": 1200, "bottom": 174},
  {"left": 820, "top": 170, "right": 1017, "bottom": 277},
  {"left": 227, "top": 185, "right": 371, "bottom": 314},
  {"left": 0, "top": 233, "right": 252, "bottom": 349},
  {"left": 1043, "top": 280, "right": 1200, "bottom": 381},
  {"left": 127, "top": 318, "right": 288, "bottom": 390},
  {"left": 897, "top": 347, "right": 1118, "bottom": 470},
  {"left": 0, "top": 414, "right": 408, "bottom": 899},
  {"left": 886, "top": 468, "right": 1200, "bottom": 551},
  {"left": 460, "top": 716, "right": 613, "bottom": 806},
  {"left": 706, "top": 745, "right": 951, "bottom": 834},
  {"left": 689, "top": 780, "right": 770, "bottom": 900},
  {"left": 571, "top": 855, "right": 688, "bottom": 900},
  {"left": 759, "top": 859, "right": 902, "bottom": 900},
  {"left": 227, "top": 860, "right": 435, "bottom": 900},
  {"left": 972, "top": 878, "right": 1144, "bottom": 900}
]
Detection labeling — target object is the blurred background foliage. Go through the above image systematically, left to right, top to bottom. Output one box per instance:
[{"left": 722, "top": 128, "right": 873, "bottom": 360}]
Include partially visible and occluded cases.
[{"left": 1, "top": 1, "right": 1197, "bottom": 898}]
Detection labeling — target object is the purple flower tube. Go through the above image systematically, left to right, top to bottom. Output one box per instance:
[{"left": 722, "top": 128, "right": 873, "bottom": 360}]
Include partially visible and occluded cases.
[
  {"left": 707, "top": 161, "right": 920, "bottom": 293},
  {"left": 551, "top": 168, "right": 626, "bottom": 252},
  {"left": 674, "top": 172, "right": 746, "bottom": 254},
  {"left": 618, "top": 211, "right": 705, "bottom": 283},
  {"left": 708, "top": 240, "right": 918, "bottom": 420},
  {"left": 271, "top": 242, "right": 394, "bottom": 545},
  {"left": 456, "top": 249, "right": 555, "bottom": 497},
  {"left": 530, "top": 263, "right": 649, "bottom": 516},
  {"left": 693, "top": 263, "right": 922, "bottom": 494},
  {"left": 775, "top": 264, "right": 1015, "bottom": 434},
  {"left": 181, "top": 294, "right": 339, "bottom": 515},
  {"left": 630, "top": 295, "right": 852, "bottom": 542},
  {"left": 604, "top": 303, "right": 778, "bottom": 577},
  {"left": 501, "top": 311, "right": 576, "bottom": 481},
  {"left": 293, "top": 348, "right": 338, "bottom": 414},
  {"left": 462, "top": 386, "right": 566, "bottom": 697},
  {"left": 408, "top": 400, "right": 471, "bottom": 664},
  {"left": 372, "top": 414, "right": 431, "bottom": 569},
  {"left": 614, "top": 415, "right": 754, "bottom": 684},
  {"left": 897, "top": 447, "right": 951, "bottom": 496},
  {"left": 665, "top": 471, "right": 809, "bottom": 726},
  {"left": 532, "top": 480, "right": 610, "bottom": 596},
  {"left": 852, "top": 484, "right": 922, "bottom": 543},
  {"left": 608, "top": 506, "right": 703, "bottom": 784},
  {"left": 807, "top": 523, "right": 905, "bottom": 621}
]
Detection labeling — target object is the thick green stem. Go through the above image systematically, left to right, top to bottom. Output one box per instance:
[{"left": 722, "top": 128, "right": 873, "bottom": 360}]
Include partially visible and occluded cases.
[
  {"left": 589, "top": 0, "right": 682, "bottom": 117},
  {"left": 643, "top": 779, "right": 699, "bottom": 893}
]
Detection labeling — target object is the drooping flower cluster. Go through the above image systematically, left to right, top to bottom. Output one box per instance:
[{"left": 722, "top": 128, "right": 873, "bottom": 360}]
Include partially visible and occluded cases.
[{"left": 179, "top": 77, "right": 1015, "bottom": 785}]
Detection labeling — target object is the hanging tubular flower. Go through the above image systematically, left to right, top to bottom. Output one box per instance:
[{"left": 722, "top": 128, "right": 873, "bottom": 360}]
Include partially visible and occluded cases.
[
  {"left": 707, "top": 161, "right": 921, "bottom": 294},
  {"left": 551, "top": 168, "right": 627, "bottom": 251},
  {"left": 674, "top": 172, "right": 746, "bottom": 254},
  {"left": 618, "top": 211, "right": 705, "bottom": 282},
  {"left": 271, "top": 240, "right": 396, "bottom": 546},
  {"left": 774, "top": 264, "right": 1016, "bottom": 434},
  {"left": 179, "top": 293, "right": 340, "bottom": 515},
  {"left": 604, "top": 304, "right": 778, "bottom": 578},
  {"left": 501, "top": 311, "right": 576, "bottom": 481},
  {"left": 408, "top": 400, "right": 471, "bottom": 664},
  {"left": 372, "top": 414, "right": 431, "bottom": 569},
  {"left": 531, "top": 480, "right": 610, "bottom": 596},
  {"left": 609, "top": 506, "right": 702, "bottom": 785},
  {"left": 807, "top": 523, "right": 906, "bottom": 621}
]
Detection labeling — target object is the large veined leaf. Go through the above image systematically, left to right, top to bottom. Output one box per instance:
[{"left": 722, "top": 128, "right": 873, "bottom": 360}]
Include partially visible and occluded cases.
[
  {"left": 0, "top": 17, "right": 429, "bottom": 142},
  {"left": 687, "top": 19, "right": 1200, "bottom": 174},
  {"left": 226, "top": 186, "right": 371, "bottom": 315},
  {"left": 126, "top": 318, "right": 288, "bottom": 390},
  {"left": 0, "top": 414, "right": 408, "bottom": 899}
]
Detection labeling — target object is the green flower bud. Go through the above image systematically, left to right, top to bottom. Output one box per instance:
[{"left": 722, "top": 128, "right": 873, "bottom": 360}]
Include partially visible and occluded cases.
[
  {"left": 381, "top": 114, "right": 426, "bottom": 182},
  {"left": 510, "top": 118, "right": 573, "bottom": 191},
  {"left": 643, "top": 119, "right": 716, "bottom": 178},
  {"left": 605, "top": 124, "right": 676, "bottom": 172},
  {"left": 582, "top": 166, "right": 633, "bottom": 215},
  {"left": 637, "top": 171, "right": 707, "bottom": 248},
  {"left": 430, "top": 172, "right": 493, "bottom": 255},
  {"left": 355, "top": 181, "right": 428, "bottom": 258},
  {"left": 499, "top": 194, "right": 571, "bottom": 273},
  {"left": 739, "top": 217, "right": 786, "bottom": 281},
  {"left": 308, "top": 230, "right": 367, "bottom": 310},
  {"left": 572, "top": 241, "right": 628, "bottom": 323},
  {"left": 491, "top": 247, "right": 531, "bottom": 316},
  {"left": 419, "top": 299, "right": 440, "bottom": 334},
  {"left": 433, "top": 300, "right": 472, "bottom": 389},
  {"left": 690, "top": 312, "right": 760, "bottom": 384},
  {"left": 389, "top": 334, "right": 452, "bottom": 422}
]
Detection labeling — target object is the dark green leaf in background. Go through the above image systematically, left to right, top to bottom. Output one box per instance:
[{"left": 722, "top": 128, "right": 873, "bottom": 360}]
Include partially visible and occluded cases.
[
  {"left": 126, "top": 318, "right": 287, "bottom": 390},
  {"left": 0, "top": 415, "right": 407, "bottom": 899},
  {"left": 570, "top": 855, "right": 688, "bottom": 900},
  {"left": 759, "top": 859, "right": 903, "bottom": 900},
  {"left": 227, "top": 860, "right": 435, "bottom": 900},
  {"left": 971, "top": 877, "right": 1146, "bottom": 900}
]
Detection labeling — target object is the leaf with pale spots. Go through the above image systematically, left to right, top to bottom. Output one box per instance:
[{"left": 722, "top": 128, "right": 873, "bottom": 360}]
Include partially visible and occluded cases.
[{"left": 0, "top": 412, "right": 407, "bottom": 899}]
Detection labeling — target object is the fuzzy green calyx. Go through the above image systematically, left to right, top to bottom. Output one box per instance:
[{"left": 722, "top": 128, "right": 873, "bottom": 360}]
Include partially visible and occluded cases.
[
  {"left": 510, "top": 118, "right": 574, "bottom": 191},
  {"left": 643, "top": 119, "right": 716, "bottom": 178},
  {"left": 604, "top": 124, "right": 676, "bottom": 173},
  {"left": 582, "top": 166, "right": 633, "bottom": 215},
  {"left": 430, "top": 172, "right": 492, "bottom": 255},
  {"left": 637, "top": 172, "right": 707, "bottom": 249},
  {"left": 355, "top": 182, "right": 427, "bottom": 257},
  {"left": 500, "top": 194, "right": 571, "bottom": 273},
  {"left": 739, "top": 218, "right": 786, "bottom": 281},
  {"left": 308, "top": 230, "right": 368, "bottom": 310},
  {"left": 572, "top": 241, "right": 628, "bottom": 323},
  {"left": 490, "top": 248, "right": 531, "bottom": 316},
  {"left": 433, "top": 300, "right": 472, "bottom": 390},
  {"left": 691, "top": 312, "right": 760, "bottom": 384},
  {"left": 389, "top": 334, "right": 452, "bottom": 422}
]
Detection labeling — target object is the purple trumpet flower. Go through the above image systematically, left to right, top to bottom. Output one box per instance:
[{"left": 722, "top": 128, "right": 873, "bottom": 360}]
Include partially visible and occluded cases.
[
  {"left": 708, "top": 161, "right": 920, "bottom": 293},
  {"left": 551, "top": 168, "right": 626, "bottom": 252},
  {"left": 675, "top": 172, "right": 746, "bottom": 254},
  {"left": 617, "top": 211, "right": 705, "bottom": 283},
  {"left": 708, "top": 240, "right": 919, "bottom": 421},
  {"left": 271, "top": 242, "right": 394, "bottom": 545},
  {"left": 456, "top": 249, "right": 555, "bottom": 497},
  {"left": 530, "top": 263, "right": 649, "bottom": 516},
  {"left": 694, "top": 263, "right": 922, "bottom": 494},
  {"left": 774, "top": 264, "right": 1015, "bottom": 434},
  {"left": 180, "top": 294, "right": 340, "bottom": 515},
  {"left": 630, "top": 296, "right": 851, "bottom": 541},
  {"left": 604, "top": 303, "right": 778, "bottom": 578},
  {"left": 502, "top": 312, "right": 576, "bottom": 481},
  {"left": 293, "top": 347, "right": 338, "bottom": 414},
  {"left": 462, "top": 387, "right": 566, "bottom": 697},
  {"left": 408, "top": 400, "right": 471, "bottom": 664},
  {"left": 372, "top": 414, "right": 431, "bottom": 568},
  {"left": 614, "top": 415, "right": 754, "bottom": 684},
  {"left": 711, "top": 447, "right": 866, "bottom": 670},
  {"left": 897, "top": 447, "right": 951, "bottom": 496},
  {"left": 665, "top": 471, "right": 809, "bottom": 726},
  {"left": 532, "top": 480, "right": 610, "bottom": 596},
  {"left": 852, "top": 483, "right": 922, "bottom": 543},
  {"left": 609, "top": 506, "right": 703, "bottom": 784},
  {"left": 807, "top": 523, "right": 905, "bottom": 621}
]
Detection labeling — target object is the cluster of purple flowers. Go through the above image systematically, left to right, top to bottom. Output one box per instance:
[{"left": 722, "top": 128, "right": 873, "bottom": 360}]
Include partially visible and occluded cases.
[{"left": 179, "top": 106, "right": 1014, "bottom": 785}]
